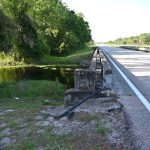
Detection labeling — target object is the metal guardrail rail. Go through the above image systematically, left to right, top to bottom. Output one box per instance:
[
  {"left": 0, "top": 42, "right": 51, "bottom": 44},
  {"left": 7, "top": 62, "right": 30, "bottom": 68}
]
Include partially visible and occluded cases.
[
  {"left": 53, "top": 49, "right": 103, "bottom": 119},
  {"left": 53, "top": 89, "right": 102, "bottom": 119}
]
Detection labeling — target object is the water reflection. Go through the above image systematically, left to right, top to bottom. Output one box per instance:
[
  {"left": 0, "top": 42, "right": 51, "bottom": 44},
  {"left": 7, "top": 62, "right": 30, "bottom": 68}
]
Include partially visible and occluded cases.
[{"left": 0, "top": 66, "right": 77, "bottom": 88}]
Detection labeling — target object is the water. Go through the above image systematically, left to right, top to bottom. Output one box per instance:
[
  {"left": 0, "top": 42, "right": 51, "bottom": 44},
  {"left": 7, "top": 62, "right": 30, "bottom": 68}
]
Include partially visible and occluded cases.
[{"left": 0, "top": 66, "right": 77, "bottom": 88}]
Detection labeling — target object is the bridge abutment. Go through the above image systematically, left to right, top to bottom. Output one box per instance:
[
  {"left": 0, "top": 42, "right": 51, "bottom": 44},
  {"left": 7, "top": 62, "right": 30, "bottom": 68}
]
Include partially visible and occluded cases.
[{"left": 64, "top": 48, "right": 112, "bottom": 105}]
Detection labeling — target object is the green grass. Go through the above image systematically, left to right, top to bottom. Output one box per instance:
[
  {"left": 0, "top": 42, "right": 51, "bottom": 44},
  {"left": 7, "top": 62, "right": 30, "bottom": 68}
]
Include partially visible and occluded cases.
[
  {"left": 0, "top": 46, "right": 94, "bottom": 67},
  {"left": 39, "top": 46, "right": 93, "bottom": 65},
  {"left": 0, "top": 79, "right": 66, "bottom": 99},
  {"left": 0, "top": 79, "right": 66, "bottom": 110},
  {"left": 0, "top": 98, "right": 45, "bottom": 110},
  {"left": 0, "top": 100, "right": 110, "bottom": 150},
  {"left": 0, "top": 108, "right": 75, "bottom": 149},
  {"left": 74, "top": 112, "right": 103, "bottom": 122},
  {"left": 7, "top": 120, "right": 18, "bottom": 128},
  {"left": 96, "top": 120, "right": 108, "bottom": 135},
  {"left": 4, "top": 126, "right": 75, "bottom": 150},
  {"left": 42, "top": 128, "right": 75, "bottom": 150},
  {"left": 4, "top": 138, "right": 37, "bottom": 150},
  {"left": 95, "top": 145, "right": 105, "bottom": 150}
]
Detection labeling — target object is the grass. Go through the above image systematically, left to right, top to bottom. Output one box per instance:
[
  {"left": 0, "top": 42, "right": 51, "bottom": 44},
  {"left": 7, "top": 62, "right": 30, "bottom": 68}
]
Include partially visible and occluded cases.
[
  {"left": 0, "top": 45, "right": 94, "bottom": 67},
  {"left": 39, "top": 46, "right": 93, "bottom": 65},
  {"left": 0, "top": 79, "right": 66, "bottom": 99},
  {"left": 0, "top": 79, "right": 66, "bottom": 110},
  {"left": 0, "top": 98, "right": 44, "bottom": 110},
  {"left": 0, "top": 101, "right": 110, "bottom": 150},
  {"left": 0, "top": 102, "right": 110, "bottom": 150},
  {"left": 0, "top": 109, "right": 74, "bottom": 149},
  {"left": 74, "top": 112, "right": 103, "bottom": 122},
  {"left": 74, "top": 112, "right": 109, "bottom": 136},
  {"left": 96, "top": 119, "right": 108, "bottom": 135},
  {"left": 7, "top": 120, "right": 18, "bottom": 128},
  {"left": 3, "top": 124, "right": 75, "bottom": 150},
  {"left": 41, "top": 128, "right": 75, "bottom": 150},
  {"left": 4, "top": 138, "right": 37, "bottom": 150},
  {"left": 95, "top": 145, "right": 105, "bottom": 150}
]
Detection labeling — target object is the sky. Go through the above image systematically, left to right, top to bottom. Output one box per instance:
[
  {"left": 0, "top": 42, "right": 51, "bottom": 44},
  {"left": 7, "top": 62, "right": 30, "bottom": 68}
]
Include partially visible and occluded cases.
[{"left": 61, "top": 0, "right": 150, "bottom": 42}]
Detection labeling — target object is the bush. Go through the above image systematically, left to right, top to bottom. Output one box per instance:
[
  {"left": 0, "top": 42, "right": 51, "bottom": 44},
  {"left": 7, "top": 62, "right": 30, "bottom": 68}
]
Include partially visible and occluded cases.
[{"left": 0, "top": 9, "right": 16, "bottom": 53}]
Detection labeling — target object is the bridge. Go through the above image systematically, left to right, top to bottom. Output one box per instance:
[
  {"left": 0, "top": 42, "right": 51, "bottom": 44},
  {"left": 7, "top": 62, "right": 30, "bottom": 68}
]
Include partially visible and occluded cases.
[{"left": 64, "top": 46, "right": 150, "bottom": 150}]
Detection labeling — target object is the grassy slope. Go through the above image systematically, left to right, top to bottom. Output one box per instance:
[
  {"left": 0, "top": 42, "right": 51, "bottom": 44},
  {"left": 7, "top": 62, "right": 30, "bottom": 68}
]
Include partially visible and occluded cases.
[
  {"left": 0, "top": 46, "right": 94, "bottom": 66},
  {"left": 40, "top": 46, "right": 93, "bottom": 65},
  {"left": 0, "top": 80, "right": 66, "bottom": 111}
]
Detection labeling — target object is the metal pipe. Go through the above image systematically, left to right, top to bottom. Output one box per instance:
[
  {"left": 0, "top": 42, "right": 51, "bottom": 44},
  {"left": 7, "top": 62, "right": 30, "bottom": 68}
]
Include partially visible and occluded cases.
[{"left": 53, "top": 89, "right": 102, "bottom": 119}]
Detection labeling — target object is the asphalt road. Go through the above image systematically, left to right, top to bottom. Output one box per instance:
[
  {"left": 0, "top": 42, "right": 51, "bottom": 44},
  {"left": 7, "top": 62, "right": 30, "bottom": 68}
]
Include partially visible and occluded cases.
[{"left": 101, "top": 46, "right": 150, "bottom": 150}]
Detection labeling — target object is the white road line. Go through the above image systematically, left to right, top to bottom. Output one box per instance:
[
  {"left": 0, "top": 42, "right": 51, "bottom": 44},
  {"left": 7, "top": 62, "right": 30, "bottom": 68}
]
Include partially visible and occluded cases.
[{"left": 102, "top": 50, "right": 150, "bottom": 112}]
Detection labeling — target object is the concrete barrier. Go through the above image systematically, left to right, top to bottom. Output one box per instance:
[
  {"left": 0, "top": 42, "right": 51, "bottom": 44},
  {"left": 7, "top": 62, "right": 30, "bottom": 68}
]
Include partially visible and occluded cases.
[
  {"left": 64, "top": 48, "right": 112, "bottom": 105},
  {"left": 74, "top": 69, "right": 96, "bottom": 92}
]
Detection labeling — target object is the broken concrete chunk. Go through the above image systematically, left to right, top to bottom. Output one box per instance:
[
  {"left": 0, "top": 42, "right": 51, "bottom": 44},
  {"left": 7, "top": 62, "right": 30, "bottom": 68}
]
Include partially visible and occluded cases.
[{"left": 64, "top": 88, "right": 93, "bottom": 105}]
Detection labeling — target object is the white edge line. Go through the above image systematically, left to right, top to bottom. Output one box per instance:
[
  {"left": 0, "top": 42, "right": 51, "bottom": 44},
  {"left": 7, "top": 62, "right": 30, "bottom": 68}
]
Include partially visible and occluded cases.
[{"left": 102, "top": 50, "right": 150, "bottom": 112}]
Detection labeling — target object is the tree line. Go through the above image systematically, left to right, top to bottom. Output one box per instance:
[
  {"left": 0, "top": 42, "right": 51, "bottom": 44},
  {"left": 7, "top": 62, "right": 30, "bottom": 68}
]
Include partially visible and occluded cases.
[
  {"left": 0, "top": 0, "right": 91, "bottom": 61},
  {"left": 107, "top": 33, "right": 150, "bottom": 46}
]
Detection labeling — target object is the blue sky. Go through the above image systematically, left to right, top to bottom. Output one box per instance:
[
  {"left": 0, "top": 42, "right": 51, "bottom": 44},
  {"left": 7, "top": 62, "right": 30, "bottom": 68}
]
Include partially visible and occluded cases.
[{"left": 62, "top": 0, "right": 150, "bottom": 42}]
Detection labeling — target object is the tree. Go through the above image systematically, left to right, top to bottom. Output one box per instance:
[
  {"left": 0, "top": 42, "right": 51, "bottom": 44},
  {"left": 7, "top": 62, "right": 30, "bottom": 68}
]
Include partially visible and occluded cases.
[
  {"left": 0, "top": 0, "right": 92, "bottom": 59},
  {"left": 0, "top": 0, "right": 43, "bottom": 59},
  {"left": 0, "top": 9, "right": 16, "bottom": 53},
  {"left": 109, "top": 33, "right": 150, "bottom": 46}
]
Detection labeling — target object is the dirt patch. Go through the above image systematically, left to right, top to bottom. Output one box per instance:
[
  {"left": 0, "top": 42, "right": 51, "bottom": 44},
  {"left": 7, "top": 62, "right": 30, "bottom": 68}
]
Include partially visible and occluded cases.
[
  {"left": 0, "top": 96, "right": 135, "bottom": 150},
  {"left": 36, "top": 97, "right": 134, "bottom": 149}
]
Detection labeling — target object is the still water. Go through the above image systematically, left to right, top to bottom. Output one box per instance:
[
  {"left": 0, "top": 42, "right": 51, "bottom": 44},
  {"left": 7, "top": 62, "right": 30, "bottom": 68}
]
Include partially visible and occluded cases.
[{"left": 0, "top": 66, "right": 77, "bottom": 88}]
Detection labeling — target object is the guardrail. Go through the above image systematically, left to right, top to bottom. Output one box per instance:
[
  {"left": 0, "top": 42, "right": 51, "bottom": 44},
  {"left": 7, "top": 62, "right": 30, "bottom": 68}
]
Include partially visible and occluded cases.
[
  {"left": 119, "top": 45, "right": 150, "bottom": 52},
  {"left": 53, "top": 48, "right": 113, "bottom": 119}
]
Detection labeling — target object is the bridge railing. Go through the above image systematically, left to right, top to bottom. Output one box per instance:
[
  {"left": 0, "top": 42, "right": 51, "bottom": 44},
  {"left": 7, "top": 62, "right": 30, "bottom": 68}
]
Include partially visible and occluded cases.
[{"left": 64, "top": 48, "right": 113, "bottom": 105}]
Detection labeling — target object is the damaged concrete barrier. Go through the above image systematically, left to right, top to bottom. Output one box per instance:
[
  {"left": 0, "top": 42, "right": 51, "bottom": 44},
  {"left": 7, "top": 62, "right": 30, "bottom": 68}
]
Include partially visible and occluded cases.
[
  {"left": 64, "top": 48, "right": 113, "bottom": 105},
  {"left": 64, "top": 69, "right": 96, "bottom": 105},
  {"left": 74, "top": 69, "right": 96, "bottom": 92}
]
